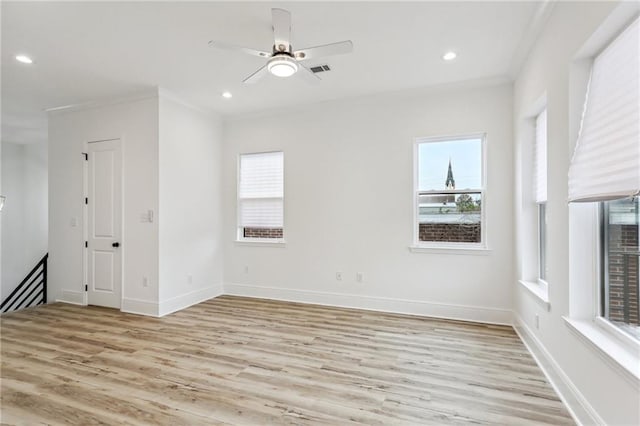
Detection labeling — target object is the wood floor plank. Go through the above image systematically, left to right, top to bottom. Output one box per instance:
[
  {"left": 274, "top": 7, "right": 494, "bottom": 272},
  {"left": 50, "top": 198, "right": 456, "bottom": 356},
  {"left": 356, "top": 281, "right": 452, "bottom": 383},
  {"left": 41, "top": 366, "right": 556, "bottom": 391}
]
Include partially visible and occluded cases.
[{"left": 1, "top": 296, "right": 574, "bottom": 425}]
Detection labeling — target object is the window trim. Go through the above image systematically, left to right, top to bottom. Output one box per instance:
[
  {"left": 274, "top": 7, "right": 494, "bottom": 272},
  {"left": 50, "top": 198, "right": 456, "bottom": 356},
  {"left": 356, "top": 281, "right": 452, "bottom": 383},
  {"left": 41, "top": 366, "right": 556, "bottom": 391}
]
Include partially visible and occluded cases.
[
  {"left": 518, "top": 97, "right": 549, "bottom": 305},
  {"left": 412, "top": 133, "right": 487, "bottom": 250},
  {"left": 236, "top": 150, "right": 286, "bottom": 244},
  {"left": 598, "top": 198, "right": 639, "bottom": 341},
  {"left": 567, "top": 202, "right": 640, "bottom": 383},
  {"left": 563, "top": 316, "right": 640, "bottom": 382}
]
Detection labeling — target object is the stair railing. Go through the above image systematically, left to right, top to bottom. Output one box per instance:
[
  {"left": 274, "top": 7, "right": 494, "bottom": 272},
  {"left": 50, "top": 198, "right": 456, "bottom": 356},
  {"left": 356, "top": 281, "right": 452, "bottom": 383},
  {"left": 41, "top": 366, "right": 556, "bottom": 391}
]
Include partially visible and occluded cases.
[{"left": 1, "top": 253, "right": 48, "bottom": 314}]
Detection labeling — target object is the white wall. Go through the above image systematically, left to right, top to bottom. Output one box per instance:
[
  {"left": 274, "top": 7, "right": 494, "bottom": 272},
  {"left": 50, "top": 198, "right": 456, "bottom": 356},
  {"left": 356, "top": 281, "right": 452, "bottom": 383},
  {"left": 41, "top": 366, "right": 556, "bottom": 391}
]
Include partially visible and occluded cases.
[
  {"left": 513, "top": 2, "right": 639, "bottom": 425},
  {"left": 222, "top": 82, "right": 514, "bottom": 324},
  {"left": 158, "top": 92, "right": 224, "bottom": 314},
  {"left": 48, "top": 95, "right": 159, "bottom": 308},
  {"left": 1, "top": 141, "right": 48, "bottom": 299}
]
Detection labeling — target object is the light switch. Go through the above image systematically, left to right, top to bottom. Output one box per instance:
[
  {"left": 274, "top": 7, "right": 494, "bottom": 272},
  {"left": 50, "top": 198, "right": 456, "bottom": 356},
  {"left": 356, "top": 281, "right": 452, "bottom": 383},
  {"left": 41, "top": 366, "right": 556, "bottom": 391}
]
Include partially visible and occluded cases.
[
  {"left": 140, "top": 210, "right": 154, "bottom": 223},
  {"left": 70, "top": 217, "right": 78, "bottom": 227}
]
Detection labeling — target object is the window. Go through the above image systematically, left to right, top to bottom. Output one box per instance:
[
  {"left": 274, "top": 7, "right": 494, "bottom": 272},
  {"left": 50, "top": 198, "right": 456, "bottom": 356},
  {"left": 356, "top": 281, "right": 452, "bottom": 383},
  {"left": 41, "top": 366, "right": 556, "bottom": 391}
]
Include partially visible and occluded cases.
[
  {"left": 569, "top": 17, "right": 639, "bottom": 341},
  {"left": 535, "top": 109, "right": 548, "bottom": 282},
  {"left": 415, "top": 135, "right": 485, "bottom": 246},
  {"left": 238, "top": 151, "right": 284, "bottom": 241},
  {"left": 601, "top": 197, "right": 639, "bottom": 340},
  {"left": 538, "top": 204, "right": 547, "bottom": 280}
]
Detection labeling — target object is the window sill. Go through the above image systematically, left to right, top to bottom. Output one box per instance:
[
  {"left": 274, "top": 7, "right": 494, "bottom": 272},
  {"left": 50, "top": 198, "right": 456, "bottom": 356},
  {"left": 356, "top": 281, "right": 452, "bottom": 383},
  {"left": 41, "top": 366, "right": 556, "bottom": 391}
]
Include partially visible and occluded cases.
[
  {"left": 235, "top": 239, "right": 287, "bottom": 247},
  {"left": 409, "top": 245, "right": 490, "bottom": 256},
  {"left": 518, "top": 280, "right": 550, "bottom": 311},
  {"left": 563, "top": 316, "right": 640, "bottom": 383}
]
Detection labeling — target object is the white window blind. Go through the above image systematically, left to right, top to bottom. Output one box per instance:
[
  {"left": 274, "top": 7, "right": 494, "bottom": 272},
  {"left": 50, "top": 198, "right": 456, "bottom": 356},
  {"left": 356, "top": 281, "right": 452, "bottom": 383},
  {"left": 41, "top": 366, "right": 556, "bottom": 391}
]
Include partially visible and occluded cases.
[
  {"left": 568, "top": 17, "right": 640, "bottom": 202},
  {"left": 534, "top": 108, "right": 548, "bottom": 203},
  {"left": 239, "top": 151, "right": 284, "bottom": 228}
]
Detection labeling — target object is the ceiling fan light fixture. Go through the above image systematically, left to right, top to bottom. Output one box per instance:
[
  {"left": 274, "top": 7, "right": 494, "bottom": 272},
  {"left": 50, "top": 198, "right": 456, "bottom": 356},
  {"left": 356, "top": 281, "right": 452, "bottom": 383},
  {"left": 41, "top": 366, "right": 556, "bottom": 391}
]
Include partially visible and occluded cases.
[{"left": 267, "top": 55, "right": 298, "bottom": 77}]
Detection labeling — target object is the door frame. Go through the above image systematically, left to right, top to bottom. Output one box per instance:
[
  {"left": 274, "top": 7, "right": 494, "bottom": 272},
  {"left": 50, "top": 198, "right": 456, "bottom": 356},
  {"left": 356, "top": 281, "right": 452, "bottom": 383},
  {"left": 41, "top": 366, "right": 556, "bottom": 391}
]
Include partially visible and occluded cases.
[{"left": 82, "top": 137, "right": 124, "bottom": 309}]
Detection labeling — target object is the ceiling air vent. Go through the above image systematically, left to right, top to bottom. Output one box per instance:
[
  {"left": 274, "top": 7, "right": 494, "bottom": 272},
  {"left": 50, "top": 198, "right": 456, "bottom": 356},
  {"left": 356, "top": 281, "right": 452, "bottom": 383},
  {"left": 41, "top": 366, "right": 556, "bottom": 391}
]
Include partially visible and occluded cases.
[{"left": 310, "top": 65, "right": 331, "bottom": 74}]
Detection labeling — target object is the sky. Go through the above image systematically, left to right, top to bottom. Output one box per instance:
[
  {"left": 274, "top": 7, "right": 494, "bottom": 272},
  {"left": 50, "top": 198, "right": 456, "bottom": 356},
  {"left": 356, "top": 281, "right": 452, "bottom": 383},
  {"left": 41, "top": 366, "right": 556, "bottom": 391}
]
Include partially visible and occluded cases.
[{"left": 418, "top": 138, "right": 482, "bottom": 191}]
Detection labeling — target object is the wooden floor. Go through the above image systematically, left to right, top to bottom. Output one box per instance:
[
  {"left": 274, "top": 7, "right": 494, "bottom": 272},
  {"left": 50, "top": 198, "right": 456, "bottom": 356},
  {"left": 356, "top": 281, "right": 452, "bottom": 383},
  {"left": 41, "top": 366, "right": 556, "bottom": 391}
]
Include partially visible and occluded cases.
[{"left": 0, "top": 296, "right": 573, "bottom": 425}]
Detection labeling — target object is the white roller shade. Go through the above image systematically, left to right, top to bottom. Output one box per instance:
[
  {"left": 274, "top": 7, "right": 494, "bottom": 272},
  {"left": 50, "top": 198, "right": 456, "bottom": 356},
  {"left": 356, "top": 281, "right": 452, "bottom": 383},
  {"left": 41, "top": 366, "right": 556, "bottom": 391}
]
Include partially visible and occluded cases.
[
  {"left": 568, "top": 18, "right": 640, "bottom": 202},
  {"left": 534, "top": 108, "right": 548, "bottom": 203},
  {"left": 239, "top": 151, "right": 284, "bottom": 228}
]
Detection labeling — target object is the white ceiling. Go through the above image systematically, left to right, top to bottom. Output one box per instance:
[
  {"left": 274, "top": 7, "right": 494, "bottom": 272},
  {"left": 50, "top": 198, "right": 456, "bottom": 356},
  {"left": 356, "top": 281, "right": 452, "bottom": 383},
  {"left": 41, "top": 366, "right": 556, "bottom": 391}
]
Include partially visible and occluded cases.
[{"left": 1, "top": 1, "right": 545, "bottom": 145}]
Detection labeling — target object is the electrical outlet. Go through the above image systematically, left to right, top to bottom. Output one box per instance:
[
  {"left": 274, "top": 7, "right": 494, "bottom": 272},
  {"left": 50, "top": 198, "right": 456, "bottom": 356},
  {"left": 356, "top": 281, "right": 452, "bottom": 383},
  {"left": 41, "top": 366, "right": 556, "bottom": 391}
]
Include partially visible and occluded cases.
[
  {"left": 336, "top": 272, "right": 343, "bottom": 281},
  {"left": 356, "top": 272, "right": 364, "bottom": 282},
  {"left": 188, "top": 275, "right": 193, "bottom": 284},
  {"left": 142, "top": 276, "right": 149, "bottom": 287},
  {"left": 535, "top": 314, "right": 539, "bottom": 330}
]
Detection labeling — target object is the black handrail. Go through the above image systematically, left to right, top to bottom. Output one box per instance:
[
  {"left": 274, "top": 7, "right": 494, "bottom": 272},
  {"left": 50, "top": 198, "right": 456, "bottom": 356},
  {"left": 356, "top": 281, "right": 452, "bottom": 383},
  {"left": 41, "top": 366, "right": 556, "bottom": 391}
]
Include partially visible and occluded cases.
[{"left": 1, "top": 253, "right": 48, "bottom": 314}]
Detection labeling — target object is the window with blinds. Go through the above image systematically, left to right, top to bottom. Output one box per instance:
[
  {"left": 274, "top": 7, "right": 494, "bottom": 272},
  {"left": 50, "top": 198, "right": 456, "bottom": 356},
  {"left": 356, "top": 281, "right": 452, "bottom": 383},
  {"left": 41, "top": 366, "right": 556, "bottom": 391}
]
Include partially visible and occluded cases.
[
  {"left": 568, "top": 17, "right": 639, "bottom": 203},
  {"left": 569, "top": 17, "right": 639, "bottom": 340},
  {"left": 534, "top": 109, "right": 547, "bottom": 204},
  {"left": 535, "top": 109, "right": 548, "bottom": 282},
  {"left": 238, "top": 151, "right": 284, "bottom": 240}
]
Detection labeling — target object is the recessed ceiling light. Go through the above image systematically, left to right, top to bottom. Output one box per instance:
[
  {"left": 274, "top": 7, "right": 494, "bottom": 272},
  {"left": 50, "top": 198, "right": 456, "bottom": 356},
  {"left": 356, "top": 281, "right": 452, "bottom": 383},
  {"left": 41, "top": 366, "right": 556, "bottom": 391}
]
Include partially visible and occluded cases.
[
  {"left": 442, "top": 51, "right": 457, "bottom": 61},
  {"left": 15, "top": 54, "right": 33, "bottom": 64},
  {"left": 222, "top": 91, "right": 232, "bottom": 99}
]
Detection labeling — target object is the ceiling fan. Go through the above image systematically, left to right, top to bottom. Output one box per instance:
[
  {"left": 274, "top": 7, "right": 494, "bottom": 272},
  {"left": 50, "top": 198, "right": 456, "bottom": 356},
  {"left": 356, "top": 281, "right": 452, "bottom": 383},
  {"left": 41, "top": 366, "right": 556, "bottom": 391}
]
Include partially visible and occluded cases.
[{"left": 208, "top": 8, "right": 353, "bottom": 84}]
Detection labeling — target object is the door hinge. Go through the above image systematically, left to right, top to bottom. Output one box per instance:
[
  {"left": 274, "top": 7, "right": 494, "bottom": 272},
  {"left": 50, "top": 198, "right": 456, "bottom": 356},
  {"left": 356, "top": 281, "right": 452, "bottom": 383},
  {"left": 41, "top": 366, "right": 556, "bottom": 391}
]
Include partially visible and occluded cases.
[
  {"left": 83, "top": 152, "right": 88, "bottom": 161},
  {"left": 85, "top": 197, "right": 88, "bottom": 205},
  {"left": 85, "top": 241, "right": 88, "bottom": 248},
  {"left": 85, "top": 285, "right": 88, "bottom": 292}
]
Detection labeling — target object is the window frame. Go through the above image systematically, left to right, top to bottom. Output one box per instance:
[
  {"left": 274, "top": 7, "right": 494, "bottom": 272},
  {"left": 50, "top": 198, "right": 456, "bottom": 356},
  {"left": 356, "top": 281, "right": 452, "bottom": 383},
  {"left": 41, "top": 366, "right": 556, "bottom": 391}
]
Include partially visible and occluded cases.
[
  {"left": 517, "top": 96, "right": 550, "bottom": 306},
  {"left": 412, "top": 133, "right": 488, "bottom": 251},
  {"left": 236, "top": 150, "right": 286, "bottom": 244},
  {"left": 599, "top": 198, "right": 640, "bottom": 341}
]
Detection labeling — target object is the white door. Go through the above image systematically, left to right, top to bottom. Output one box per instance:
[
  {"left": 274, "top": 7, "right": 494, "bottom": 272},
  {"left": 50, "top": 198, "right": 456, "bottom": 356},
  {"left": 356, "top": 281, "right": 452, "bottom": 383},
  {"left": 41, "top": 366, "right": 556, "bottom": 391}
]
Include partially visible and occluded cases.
[{"left": 87, "top": 139, "right": 122, "bottom": 309}]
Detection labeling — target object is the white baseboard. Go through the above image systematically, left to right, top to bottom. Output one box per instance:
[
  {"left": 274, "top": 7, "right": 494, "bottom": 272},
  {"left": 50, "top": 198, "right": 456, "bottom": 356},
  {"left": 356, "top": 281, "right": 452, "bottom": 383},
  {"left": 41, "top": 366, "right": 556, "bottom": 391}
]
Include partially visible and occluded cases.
[
  {"left": 223, "top": 283, "right": 512, "bottom": 325},
  {"left": 158, "top": 284, "right": 224, "bottom": 317},
  {"left": 121, "top": 285, "right": 224, "bottom": 318},
  {"left": 56, "top": 290, "right": 85, "bottom": 305},
  {"left": 121, "top": 297, "right": 159, "bottom": 317},
  {"left": 513, "top": 314, "right": 605, "bottom": 426}
]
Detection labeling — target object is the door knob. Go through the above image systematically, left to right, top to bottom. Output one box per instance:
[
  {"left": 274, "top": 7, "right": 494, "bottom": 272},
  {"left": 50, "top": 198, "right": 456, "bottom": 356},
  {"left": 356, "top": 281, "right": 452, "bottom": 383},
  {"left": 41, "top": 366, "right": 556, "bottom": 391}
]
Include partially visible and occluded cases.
[{"left": 112, "top": 242, "right": 120, "bottom": 248}]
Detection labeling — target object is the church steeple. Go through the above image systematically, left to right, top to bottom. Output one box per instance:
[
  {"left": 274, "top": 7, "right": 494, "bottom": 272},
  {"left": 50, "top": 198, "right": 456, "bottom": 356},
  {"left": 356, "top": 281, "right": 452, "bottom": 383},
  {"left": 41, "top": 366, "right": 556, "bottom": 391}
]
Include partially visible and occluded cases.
[{"left": 445, "top": 158, "right": 455, "bottom": 190}]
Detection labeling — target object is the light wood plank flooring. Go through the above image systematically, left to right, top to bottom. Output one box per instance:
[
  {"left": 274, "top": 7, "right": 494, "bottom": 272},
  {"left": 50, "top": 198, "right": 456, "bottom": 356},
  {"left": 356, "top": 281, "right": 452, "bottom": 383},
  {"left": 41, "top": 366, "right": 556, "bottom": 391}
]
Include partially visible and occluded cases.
[{"left": 1, "top": 296, "right": 573, "bottom": 425}]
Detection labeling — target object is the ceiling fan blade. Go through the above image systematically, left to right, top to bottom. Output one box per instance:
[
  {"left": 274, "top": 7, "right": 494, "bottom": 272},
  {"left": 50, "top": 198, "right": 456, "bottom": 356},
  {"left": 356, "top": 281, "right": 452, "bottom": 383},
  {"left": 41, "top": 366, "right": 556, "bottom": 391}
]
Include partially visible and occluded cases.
[
  {"left": 272, "top": 8, "right": 291, "bottom": 52},
  {"left": 208, "top": 40, "right": 270, "bottom": 58},
  {"left": 294, "top": 41, "right": 353, "bottom": 61},
  {"left": 297, "top": 64, "right": 321, "bottom": 85},
  {"left": 243, "top": 65, "right": 269, "bottom": 84}
]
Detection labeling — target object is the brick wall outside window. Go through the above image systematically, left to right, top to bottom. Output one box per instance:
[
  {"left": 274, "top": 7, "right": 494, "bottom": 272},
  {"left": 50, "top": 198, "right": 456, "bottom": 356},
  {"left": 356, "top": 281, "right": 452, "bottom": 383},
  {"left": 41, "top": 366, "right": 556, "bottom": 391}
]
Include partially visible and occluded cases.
[
  {"left": 419, "top": 223, "right": 481, "bottom": 243},
  {"left": 607, "top": 223, "right": 639, "bottom": 326},
  {"left": 243, "top": 227, "right": 283, "bottom": 239}
]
